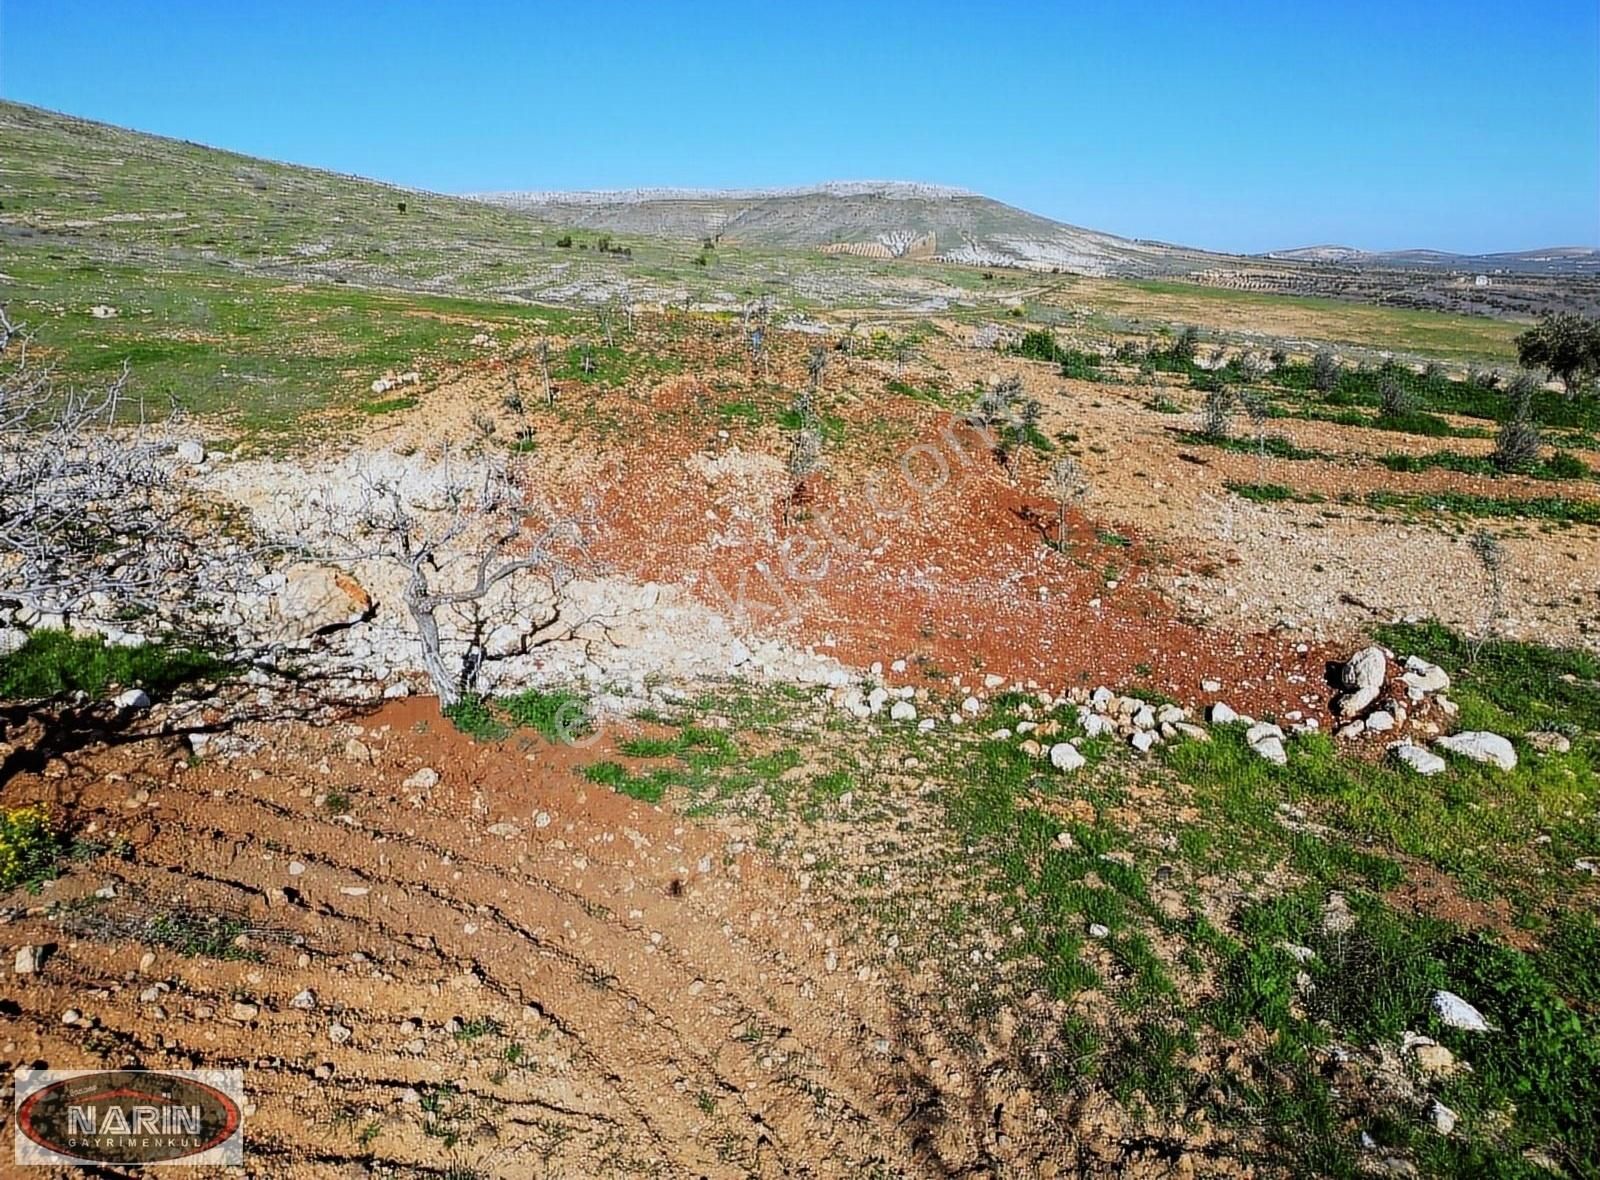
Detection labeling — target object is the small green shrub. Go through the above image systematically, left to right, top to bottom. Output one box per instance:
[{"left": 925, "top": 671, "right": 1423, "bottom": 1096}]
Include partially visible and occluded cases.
[
  {"left": 0, "top": 631, "right": 226, "bottom": 701},
  {"left": 501, "top": 687, "right": 591, "bottom": 743},
  {"left": 442, "top": 695, "right": 508, "bottom": 741}
]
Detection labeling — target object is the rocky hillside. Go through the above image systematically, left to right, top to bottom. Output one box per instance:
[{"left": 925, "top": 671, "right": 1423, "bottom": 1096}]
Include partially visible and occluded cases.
[{"left": 473, "top": 182, "right": 1229, "bottom": 277}]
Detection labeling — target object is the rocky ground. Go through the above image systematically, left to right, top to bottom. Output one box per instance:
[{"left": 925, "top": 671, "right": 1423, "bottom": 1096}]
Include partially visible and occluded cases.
[{"left": 3, "top": 311, "right": 1598, "bottom": 1178}]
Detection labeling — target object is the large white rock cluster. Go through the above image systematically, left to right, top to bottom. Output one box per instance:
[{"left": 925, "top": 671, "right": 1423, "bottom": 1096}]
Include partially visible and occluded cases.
[{"left": 1328, "top": 645, "right": 1521, "bottom": 776}]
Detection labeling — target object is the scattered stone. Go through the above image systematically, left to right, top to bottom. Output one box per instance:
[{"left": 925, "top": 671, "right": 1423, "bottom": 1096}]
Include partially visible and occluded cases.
[
  {"left": 174, "top": 440, "right": 206, "bottom": 466},
  {"left": 259, "top": 564, "right": 374, "bottom": 643},
  {"left": 1337, "top": 646, "right": 1388, "bottom": 717},
  {"left": 1401, "top": 656, "right": 1450, "bottom": 695},
  {"left": 1201, "top": 679, "right": 1222, "bottom": 693},
  {"left": 114, "top": 688, "right": 152, "bottom": 710},
  {"left": 889, "top": 700, "right": 916, "bottom": 722},
  {"left": 1209, "top": 702, "right": 1239, "bottom": 725},
  {"left": 1365, "top": 710, "right": 1396, "bottom": 733},
  {"left": 1080, "top": 713, "right": 1115, "bottom": 739},
  {"left": 1336, "top": 719, "right": 1366, "bottom": 741},
  {"left": 1174, "top": 722, "right": 1211, "bottom": 742},
  {"left": 1129, "top": 731, "right": 1157, "bottom": 754},
  {"left": 1434, "top": 731, "right": 1517, "bottom": 771},
  {"left": 1527, "top": 731, "right": 1571, "bottom": 755},
  {"left": 1250, "top": 735, "right": 1287, "bottom": 766},
  {"left": 342, "top": 738, "right": 372, "bottom": 764},
  {"left": 1049, "top": 743, "right": 1086, "bottom": 773},
  {"left": 1391, "top": 743, "right": 1446, "bottom": 776},
  {"left": 403, "top": 767, "right": 440, "bottom": 791},
  {"left": 486, "top": 823, "right": 522, "bottom": 839},
  {"left": 1322, "top": 892, "right": 1356, "bottom": 935},
  {"left": 1087, "top": 923, "right": 1110, "bottom": 940},
  {"left": 1276, "top": 942, "right": 1315, "bottom": 963},
  {"left": 14, "top": 944, "right": 47, "bottom": 974},
  {"left": 290, "top": 989, "right": 317, "bottom": 1010},
  {"left": 1431, "top": 990, "right": 1492, "bottom": 1032},
  {"left": 230, "top": 1001, "right": 260, "bottom": 1022},
  {"left": 61, "top": 1008, "right": 82, "bottom": 1026},
  {"left": 328, "top": 1021, "right": 353, "bottom": 1045},
  {"left": 1412, "top": 1043, "right": 1456, "bottom": 1079},
  {"left": 1427, "top": 1099, "right": 1458, "bottom": 1136}
]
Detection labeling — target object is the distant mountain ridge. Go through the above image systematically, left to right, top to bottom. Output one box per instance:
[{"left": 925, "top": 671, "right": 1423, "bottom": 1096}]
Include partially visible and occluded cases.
[
  {"left": 470, "top": 181, "right": 982, "bottom": 204},
  {"left": 472, "top": 183, "right": 1225, "bottom": 277},
  {"left": 476, "top": 184, "right": 1597, "bottom": 278},
  {"left": 1262, "top": 244, "right": 1600, "bottom": 275}
]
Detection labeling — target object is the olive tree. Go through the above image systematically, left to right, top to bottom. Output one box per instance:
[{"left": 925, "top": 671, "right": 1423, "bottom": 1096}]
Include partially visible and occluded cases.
[{"left": 1515, "top": 312, "right": 1600, "bottom": 398}]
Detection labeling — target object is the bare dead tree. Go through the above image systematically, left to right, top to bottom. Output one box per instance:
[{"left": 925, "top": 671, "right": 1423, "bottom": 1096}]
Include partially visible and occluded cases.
[
  {"left": 743, "top": 298, "right": 772, "bottom": 378},
  {"left": 0, "top": 308, "right": 243, "bottom": 636},
  {"left": 891, "top": 334, "right": 914, "bottom": 378},
  {"left": 537, "top": 338, "right": 555, "bottom": 408},
  {"left": 806, "top": 344, "right": 828, "bottom": 394},
  {"left": 784, "top": 387, "right": 823, "bottom": 527},
  {"left": 1237, "top": 390, "right": 1271, "bottom": 482},
  {"left": 313, "top": 450, "right": 591, "bottom": 707},
  {"left": 1046, "top": 455, "right": 1087, "bottom": 550},
  {"left": 1468, "top": 529, "right": 1507, "bottom": 662}
]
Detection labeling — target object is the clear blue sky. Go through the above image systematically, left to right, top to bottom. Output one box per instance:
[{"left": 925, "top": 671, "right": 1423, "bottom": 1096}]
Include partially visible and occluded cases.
[{"left": 2, "top": 0, "right": 1596, "bottom": 253}]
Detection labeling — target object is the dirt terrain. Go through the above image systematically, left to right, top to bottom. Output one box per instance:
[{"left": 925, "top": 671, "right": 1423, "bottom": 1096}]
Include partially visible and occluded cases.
[
  {"left": 4, "top": 308, "right": 1599, "bottom": 1180},
  {"left": 5, "top": 702, "right": 985, "bottom": 1178}
]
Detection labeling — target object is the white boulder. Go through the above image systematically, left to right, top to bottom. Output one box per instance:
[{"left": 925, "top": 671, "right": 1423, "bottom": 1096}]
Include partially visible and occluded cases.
[
  {"left": 1337, "top": 645, "right": 1388, "bottom": 717},
  {"left": 1402, "top": 656, "right": 1450, "bottom": 694},
  {"left": 1080, "top": 712, "right": 1115, "bottom": 739},
  {"left": 1434, "top": 731, "right": 1517, "bottom": 771},
  {"left": 1250, "top": 735, "right": 1287, "bottom": 765},
  {"left": 1049, "top": 742, "right": 1085, "bottom": 772},
  {"left": 1390, "top": 743, "right": 1446, "bottom": 776},
  {"left": 1431, "top": 990, "right": 1493, "bottom": 1032}
]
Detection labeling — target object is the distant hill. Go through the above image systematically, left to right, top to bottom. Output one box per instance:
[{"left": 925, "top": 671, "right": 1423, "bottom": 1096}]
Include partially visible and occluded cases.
[
  {"left": 472, "top": 183, "right": 1229, "bottom": 277},
  {"left": 1262, "top": 244, "right": 1600, "bottom": 275}
]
